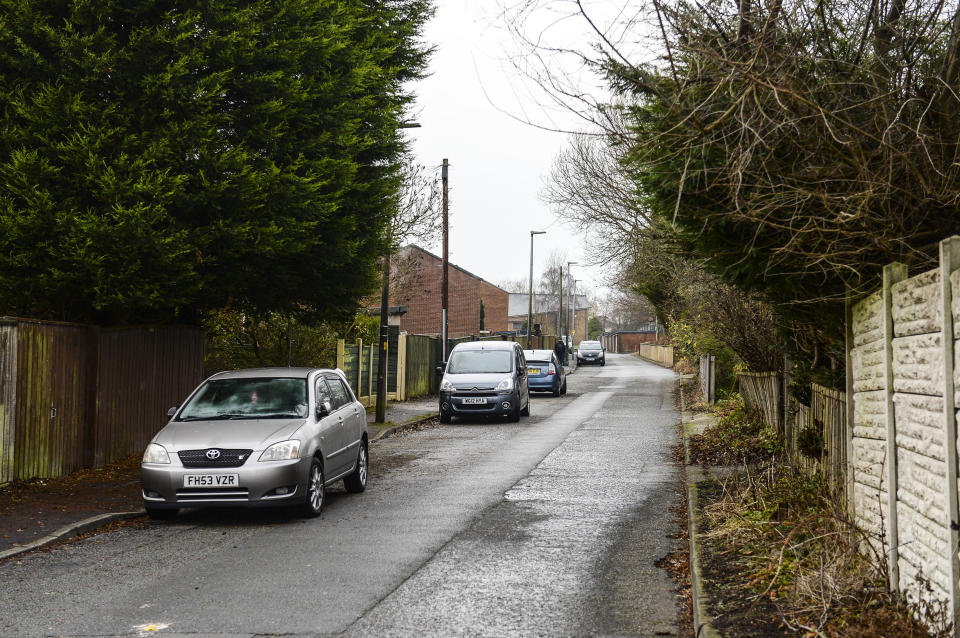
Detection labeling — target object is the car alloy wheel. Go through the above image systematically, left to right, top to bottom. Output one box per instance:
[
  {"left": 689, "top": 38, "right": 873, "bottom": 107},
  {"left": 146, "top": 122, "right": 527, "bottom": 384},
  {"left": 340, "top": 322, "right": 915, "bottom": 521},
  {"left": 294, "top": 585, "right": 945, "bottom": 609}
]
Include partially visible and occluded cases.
[
  {"left": 345, "top": 442, "right": 367, "bottom": 493},
  {"left": 300, "top": 458, "right": 325, "bottom": 517}
]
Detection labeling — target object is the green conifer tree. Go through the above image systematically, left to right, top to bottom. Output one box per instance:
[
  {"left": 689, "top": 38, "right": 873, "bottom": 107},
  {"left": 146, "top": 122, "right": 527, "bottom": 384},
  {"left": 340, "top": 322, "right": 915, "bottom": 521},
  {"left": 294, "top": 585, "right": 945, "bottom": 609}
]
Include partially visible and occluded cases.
[{"left": 0, "top": 0, "right": 432, "bottom": 324}]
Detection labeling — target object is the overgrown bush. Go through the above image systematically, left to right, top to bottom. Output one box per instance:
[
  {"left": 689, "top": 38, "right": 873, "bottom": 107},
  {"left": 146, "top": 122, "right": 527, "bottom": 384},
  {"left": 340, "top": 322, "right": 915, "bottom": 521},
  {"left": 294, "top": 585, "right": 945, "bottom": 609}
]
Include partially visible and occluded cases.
[
  {"left": 204, "top": 309, "right": 378, "bottom": 374},
  {"left": 688, "top": 394, "right": 782, "bottom": 465},
  {"left": 796, "top": 419, "right": 825, "bottom": 460}
]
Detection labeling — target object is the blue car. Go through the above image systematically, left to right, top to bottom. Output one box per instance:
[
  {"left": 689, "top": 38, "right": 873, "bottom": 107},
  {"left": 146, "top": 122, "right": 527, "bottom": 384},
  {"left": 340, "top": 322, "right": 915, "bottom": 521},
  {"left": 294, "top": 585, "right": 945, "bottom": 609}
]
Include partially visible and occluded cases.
[{"left": 523, "top": 349, "right": 567, "bottom": 397}]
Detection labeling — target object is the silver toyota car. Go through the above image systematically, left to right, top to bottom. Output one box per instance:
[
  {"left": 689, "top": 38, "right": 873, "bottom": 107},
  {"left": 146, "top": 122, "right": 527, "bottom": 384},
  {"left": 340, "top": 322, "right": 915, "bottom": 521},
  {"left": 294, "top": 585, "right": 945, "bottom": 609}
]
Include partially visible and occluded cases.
[{"left": 141, "top": 367, "right": 368, "bottom": 520}]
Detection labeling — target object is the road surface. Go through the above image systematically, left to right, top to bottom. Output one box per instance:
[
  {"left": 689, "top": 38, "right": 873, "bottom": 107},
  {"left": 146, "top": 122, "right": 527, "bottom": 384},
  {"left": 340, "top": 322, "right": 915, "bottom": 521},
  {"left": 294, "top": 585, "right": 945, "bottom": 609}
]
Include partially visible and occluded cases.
[{"left": 0, "top": 353, "right": 683, "bottom": 637}]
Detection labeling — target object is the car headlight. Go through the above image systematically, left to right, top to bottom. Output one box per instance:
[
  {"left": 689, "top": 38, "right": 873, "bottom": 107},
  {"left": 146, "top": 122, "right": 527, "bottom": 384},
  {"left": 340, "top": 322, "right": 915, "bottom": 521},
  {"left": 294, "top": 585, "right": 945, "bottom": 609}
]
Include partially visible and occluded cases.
[
  {"left": 440, "top": 378, "right": 454, "bottom": 392},
  {"left": 496, "top": 378, "right": 514, "bottom": 391},
  {"left": 259, "top": 440, "right": 301, "bottom": 462},
  {"left": 142, "top": 443, "right": 171, "bottom": 464}
]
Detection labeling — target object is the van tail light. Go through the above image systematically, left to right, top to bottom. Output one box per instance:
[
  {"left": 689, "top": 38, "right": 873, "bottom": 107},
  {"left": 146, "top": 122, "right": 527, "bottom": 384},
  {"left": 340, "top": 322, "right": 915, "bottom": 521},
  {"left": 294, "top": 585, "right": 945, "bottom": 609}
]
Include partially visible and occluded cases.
[{"left": 548, "top": 363, "right": 556, "bottom": 375}]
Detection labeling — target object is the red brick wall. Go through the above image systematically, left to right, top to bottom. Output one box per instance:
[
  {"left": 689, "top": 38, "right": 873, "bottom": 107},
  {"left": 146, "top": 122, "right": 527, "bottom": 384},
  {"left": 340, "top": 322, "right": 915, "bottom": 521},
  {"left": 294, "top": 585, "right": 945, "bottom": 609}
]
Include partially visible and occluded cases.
[
  {"left": 389, "top": 246, "right": 505, "bottom": 338},
  {"left": 480, "top": 281, "right": 508, "bottom": 332},
  {"left": 573, "top": 309, "right": 587, "bottom": 344},
  {"left": 618, "top": 332, "right": 657, "bottom": 352}
]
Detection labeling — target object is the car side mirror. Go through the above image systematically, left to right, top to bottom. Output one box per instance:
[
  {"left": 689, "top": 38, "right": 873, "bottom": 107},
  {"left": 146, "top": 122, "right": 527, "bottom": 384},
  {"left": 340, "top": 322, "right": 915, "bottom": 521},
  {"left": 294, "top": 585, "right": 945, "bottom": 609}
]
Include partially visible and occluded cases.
[
  {"left": 436, "top": 362, "right": 446, "bottom": 376},
  {"left": 316, "top": 401, "right": 333, "bottom": 418},
  {"left": 167, "top": 406, "right": 178, "bottom": 418}
]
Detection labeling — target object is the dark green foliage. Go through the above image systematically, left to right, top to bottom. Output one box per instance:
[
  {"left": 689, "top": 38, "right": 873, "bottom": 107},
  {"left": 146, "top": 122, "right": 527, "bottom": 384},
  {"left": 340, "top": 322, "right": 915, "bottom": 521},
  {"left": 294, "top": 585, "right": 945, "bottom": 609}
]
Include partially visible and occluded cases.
[
  {"left": 0, "top": 0, "right": 432, "bottom": 324},
  {"left": 204, "top": 308, "right": 378, "bottom": 374},
  {"left": 587, "top": 315, "right": 602, "bottom": 339},
  {"left": 796, "top": 419, "right": 825, "bottom": 460}
]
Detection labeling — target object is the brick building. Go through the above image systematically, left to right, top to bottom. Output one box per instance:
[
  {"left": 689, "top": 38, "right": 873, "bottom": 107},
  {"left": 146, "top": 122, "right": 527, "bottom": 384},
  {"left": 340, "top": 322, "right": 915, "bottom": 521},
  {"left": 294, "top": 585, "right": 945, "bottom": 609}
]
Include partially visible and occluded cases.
[
  {"left": 382, "top": 245, "right": 509, "bottom": 337},
  {"left": 506, "top": 293, "right": 590, "bottom": 345}
]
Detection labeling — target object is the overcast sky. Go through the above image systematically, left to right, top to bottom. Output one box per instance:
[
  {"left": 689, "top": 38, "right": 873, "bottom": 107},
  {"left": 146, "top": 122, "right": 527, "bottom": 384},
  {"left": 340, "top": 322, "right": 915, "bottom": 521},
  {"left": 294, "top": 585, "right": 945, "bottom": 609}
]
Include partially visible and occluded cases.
[{"left": 405, "top": 0, "right": 605, "bottom": 297}]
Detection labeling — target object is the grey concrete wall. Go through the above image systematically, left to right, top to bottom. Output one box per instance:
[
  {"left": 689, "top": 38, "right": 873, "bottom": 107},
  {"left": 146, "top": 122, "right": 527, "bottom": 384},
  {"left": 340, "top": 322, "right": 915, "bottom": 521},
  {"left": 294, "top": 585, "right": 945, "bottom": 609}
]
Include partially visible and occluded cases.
[{"left": 851, "top": 258, "right": 959, "bottom": 612}]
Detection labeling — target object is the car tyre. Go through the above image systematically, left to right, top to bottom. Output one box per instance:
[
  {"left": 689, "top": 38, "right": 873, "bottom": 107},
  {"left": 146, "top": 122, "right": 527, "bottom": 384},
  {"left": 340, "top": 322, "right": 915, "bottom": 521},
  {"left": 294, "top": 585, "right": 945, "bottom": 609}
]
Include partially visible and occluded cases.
[
  {"left": 601, "top": 359, "right": 605, "bottom": 366},
  {"left": 561, "top": 379, "right": 567, "bottom": 395},
  {"left": 552, "top": 383, "right": 561, "bottom": 397},
  {"left": 520, "top": 394, "right": 530, "bottom": 416},
  {"left": 509, "top": 402, "right": 521, "bottom": 422},
  {"left": 440, "top": 410, "right": 452, "bottom": 424},
  {"left": 344, "top": 440, "right": 368, "bottom": 493},
  {"left": 299, "top": 457, "right": 325, "bottom": 518},
  {"left": 145, "top": 504, "right": 178, "bottom": 520}
]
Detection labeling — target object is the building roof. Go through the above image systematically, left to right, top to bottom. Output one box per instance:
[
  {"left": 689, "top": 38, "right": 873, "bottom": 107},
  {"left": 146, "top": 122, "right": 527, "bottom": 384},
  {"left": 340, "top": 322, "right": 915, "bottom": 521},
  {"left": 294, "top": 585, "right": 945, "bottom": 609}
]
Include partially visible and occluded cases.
[
  {"left": 401, "top": 244, "right": 510, "bottom": 294},
  {"left": 507, "top": 292, "right": 590, "bottom": 318}
]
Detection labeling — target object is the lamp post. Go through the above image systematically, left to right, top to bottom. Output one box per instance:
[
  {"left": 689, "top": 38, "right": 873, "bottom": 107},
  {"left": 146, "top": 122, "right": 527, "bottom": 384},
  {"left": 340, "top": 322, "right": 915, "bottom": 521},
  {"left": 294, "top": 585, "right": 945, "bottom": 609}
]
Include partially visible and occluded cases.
[
  {"left": 374, "top": 122, "right": 422, "bottom": 424},
  {"left": 441, "top": 158, "right": 449, "bottom": 360},
  {"left": 527, "top": 230, "right": 546, "bottom": 348},
  {"left": 565, "top": 261, "right": 577, "bottom": 344},
  {"left": 571, "top": 278, "right": 582, "bottom": 345}
]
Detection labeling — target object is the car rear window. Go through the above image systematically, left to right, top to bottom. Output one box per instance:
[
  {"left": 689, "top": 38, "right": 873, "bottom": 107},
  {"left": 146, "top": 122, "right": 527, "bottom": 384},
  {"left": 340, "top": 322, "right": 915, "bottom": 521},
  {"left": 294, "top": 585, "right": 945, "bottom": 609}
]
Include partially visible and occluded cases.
[
  {"left": 581, "top": 342, "right": 601, "bottom": 349},
  {"left": 447, "top": 350, "right": 513, "bottom": 374},
  {"left": 523, "top": 350, "right": 553, "bottom": 362},
  {"left": 178, "top": 377, "right": 308, "bottom": 421}
]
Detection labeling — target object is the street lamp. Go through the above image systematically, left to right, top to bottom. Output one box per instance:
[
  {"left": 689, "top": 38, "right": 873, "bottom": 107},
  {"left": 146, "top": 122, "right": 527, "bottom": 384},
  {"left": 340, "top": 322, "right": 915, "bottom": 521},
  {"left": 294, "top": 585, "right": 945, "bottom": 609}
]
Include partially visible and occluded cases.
[
  {"left": 375, "top": 121, "right": 422, "bottom": 424},
  {"left": 527, "top": 230, "right": 546, "bottom": 348},
  {"left": 565, "top": 261, "right": 578, "bottom": 345},
  {"left": 571, "top": 278, "right": 582, "bottom": 345}
]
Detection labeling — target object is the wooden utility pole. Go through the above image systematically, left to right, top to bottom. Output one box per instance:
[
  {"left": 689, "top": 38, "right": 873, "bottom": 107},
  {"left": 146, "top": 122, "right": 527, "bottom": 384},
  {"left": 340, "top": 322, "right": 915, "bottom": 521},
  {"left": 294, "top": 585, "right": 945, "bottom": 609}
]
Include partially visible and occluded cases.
[
  {"left": 441, "top": 159, "right": 449, "bottom": 359},
  {"left": 375, "top": 245, "right": 390, "bottom": 423},
  {"left": 557, "top": 268, "right": 563, "bottom": 341}
]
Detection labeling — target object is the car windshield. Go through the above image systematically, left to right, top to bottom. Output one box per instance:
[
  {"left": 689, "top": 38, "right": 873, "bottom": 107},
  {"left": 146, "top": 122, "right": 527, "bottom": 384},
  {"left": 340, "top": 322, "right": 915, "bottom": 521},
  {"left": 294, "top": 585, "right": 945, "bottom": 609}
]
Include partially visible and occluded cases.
[
  {"left": 581, "top": 342, "right": 601, "bottom": 350},
  {"left": 447, "top": 350, "right": 513, "bottom": 374},
  {"left": 523, "top": 350, "right": 553, "bottom": 363},
  {"left": 177, "top": 377, "right": 308, "bottom": 421}
]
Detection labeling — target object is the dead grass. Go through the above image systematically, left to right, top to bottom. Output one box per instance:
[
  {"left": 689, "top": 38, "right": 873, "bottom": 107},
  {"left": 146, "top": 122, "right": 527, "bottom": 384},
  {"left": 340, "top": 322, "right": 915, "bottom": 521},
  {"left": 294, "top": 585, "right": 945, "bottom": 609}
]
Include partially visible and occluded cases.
[{"left": 699, "top": 462, "right": 951, "bottom": 637}]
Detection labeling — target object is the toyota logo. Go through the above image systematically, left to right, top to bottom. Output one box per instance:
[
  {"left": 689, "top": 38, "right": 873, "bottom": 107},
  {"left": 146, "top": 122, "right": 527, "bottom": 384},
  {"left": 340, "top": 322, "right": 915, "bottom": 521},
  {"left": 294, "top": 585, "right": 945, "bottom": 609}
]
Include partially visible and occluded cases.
[{"left": 205, "top": 449, "right": 222, "bottom": 460}]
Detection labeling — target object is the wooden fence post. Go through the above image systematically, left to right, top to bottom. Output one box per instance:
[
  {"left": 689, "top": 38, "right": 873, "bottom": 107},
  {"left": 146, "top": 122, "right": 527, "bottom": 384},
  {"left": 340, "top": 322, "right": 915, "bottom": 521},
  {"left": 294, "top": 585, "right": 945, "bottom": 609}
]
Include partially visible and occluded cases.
[
  {"left": 939, "top": 237, "right": 960, "bottom": 629},
  {"left": 882, "top": 262, "right": 908, "bottom": 591},
  {"left": 0, "top": 323, "right": 17, "bottom": 487},
  {"left": 397, "top": 334, "right": 407, "bottom": 401},
  {"left": 336, "top": 339, "right": 345, "bottom": 371},
  {"left": 355, "top": 339, "right": 363, "bottom": 399},
  {"left": 367, "top": 344, "right": 374, "bottom": 402}
]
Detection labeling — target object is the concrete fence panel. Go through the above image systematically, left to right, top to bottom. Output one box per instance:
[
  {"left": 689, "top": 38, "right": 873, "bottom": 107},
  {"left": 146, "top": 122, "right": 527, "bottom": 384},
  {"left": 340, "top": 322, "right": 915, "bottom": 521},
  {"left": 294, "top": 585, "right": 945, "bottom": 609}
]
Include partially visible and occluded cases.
[{"left": 848, "top": 236, "right": 960, "bottom": 621}]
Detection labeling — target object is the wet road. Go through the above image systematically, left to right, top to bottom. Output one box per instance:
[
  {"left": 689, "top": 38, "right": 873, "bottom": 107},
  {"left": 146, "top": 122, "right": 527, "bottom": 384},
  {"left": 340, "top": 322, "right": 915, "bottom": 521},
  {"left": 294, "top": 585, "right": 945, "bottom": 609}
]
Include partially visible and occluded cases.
[{"left": 0, "top": 354, "right": 682, "bottom": 638}]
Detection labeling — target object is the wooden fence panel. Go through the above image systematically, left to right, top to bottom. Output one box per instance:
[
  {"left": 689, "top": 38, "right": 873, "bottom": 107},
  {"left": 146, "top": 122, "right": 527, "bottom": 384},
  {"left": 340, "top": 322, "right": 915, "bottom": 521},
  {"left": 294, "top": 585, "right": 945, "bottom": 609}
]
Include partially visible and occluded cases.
[
  {"left": 13, "top": 321, "right": 92, "bottom": 480},
  {"left": 95, "top": 327, "right": 205, "bottom": 466},
  {"left": 405, "top": 335, "right": 439, "bottom": 399},
  {"left": 637, "top": 344, "right": 674, "bottom": 367},
  {"left": 738, "top": 371, "right": 782, "bottom": 433},
  {"left": 811, "top": 383, "right": 847, "bottom": 488}
]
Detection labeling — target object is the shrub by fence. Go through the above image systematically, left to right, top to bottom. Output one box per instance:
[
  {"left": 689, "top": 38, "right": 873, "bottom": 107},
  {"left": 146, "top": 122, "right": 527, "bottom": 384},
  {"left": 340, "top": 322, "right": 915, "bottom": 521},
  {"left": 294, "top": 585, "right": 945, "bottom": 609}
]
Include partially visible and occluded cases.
[{"left": 720, "top": 236, "right": 960, "bottom": 622}]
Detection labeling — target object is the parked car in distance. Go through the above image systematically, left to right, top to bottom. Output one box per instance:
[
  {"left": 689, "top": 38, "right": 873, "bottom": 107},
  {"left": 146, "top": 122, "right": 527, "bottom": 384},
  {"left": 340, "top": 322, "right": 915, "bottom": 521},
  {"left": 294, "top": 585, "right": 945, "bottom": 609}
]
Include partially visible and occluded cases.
[
  {"left": 577, "top": 340, "right": 606, "bottom": 366},
  {"left": 438, "top": 341, "right": 530, "bottom": 423},
  {"left": 523, "top": 349, "right": 567, "bottom": 397},
  {"left": 141, "top": 367, "right": 368, "bottom": 520}
]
